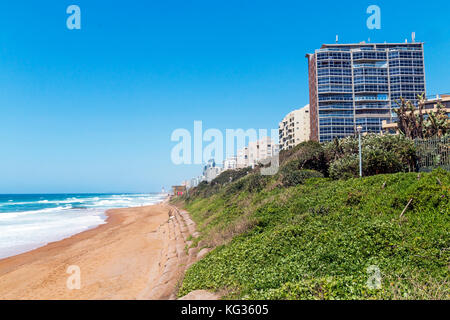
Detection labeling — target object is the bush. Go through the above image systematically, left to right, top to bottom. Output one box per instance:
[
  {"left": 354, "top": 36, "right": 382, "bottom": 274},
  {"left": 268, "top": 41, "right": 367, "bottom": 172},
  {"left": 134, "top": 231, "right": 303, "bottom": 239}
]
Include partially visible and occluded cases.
[
  {"left": 326, "top": 134, "right": 416, "bottom": 179},
  {"left": 279, "top": 141, "right": 328, "bottom": 175},
  {"left": 328, "top": 155, "right": 359, "bottom": 180},
  {"left": 211, "top": 167, "right": 252, "bottom": 186},
  {"left": 281, "top": 169, "right": 324, "bottom": 187},
  {"left": 245, "top": 174, "right": 270, "bottom": 192}
]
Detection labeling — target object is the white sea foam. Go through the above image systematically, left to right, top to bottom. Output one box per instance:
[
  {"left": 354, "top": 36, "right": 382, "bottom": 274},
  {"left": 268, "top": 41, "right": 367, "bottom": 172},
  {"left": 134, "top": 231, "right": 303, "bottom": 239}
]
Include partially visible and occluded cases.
[{"left": 0, "top": 193, "right": 166, "bottom": 259}]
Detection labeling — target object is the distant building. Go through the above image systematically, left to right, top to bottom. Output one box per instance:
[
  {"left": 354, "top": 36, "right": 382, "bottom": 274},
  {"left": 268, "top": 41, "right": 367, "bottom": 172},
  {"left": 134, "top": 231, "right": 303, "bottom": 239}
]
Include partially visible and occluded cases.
[
  {"left": 306, "top": 41, "right": 426, "bottom": 142},
  {"left": 382, "top": 94, "right": 450, "bottom": 134},
  {"left": 279, "top": 104, "right": 310, "bottom": 151},
  {"left": 237, "top": 137, "right": 279, "bottom": 168},
  {"left": 236, "top": 147, "right": 249, "bottom": 169},
  {"left": 223, "top": 156, "right": 237, "bottom": 171},
  {"left": 203, "top": 159, "right": 222, "bottom": 182},
  {"left": 190, "top": 176, "right": 203, "bottom": 188},
  {"left": 172, "top": 185, "right": 186, "bottom": 196}
]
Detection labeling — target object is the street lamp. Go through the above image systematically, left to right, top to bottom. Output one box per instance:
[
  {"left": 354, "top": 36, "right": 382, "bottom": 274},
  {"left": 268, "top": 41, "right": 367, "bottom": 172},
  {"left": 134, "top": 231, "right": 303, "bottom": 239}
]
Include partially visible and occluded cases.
[{"left": 356, "top": 126, "right": 363, "bottom": 178}]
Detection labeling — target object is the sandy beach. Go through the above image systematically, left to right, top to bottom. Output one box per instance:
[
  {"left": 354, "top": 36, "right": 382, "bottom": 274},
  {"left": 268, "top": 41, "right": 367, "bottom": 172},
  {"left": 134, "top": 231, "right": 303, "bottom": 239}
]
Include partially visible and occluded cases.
[{"left": 0, "top": 202, "right": 199, "bottom": 300}]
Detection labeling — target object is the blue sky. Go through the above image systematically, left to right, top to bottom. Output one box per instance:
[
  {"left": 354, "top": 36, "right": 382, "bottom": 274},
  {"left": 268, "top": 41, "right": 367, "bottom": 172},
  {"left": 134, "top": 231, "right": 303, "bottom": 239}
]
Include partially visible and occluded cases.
[{"left": 0, "top": 0, "right": 449, "bottom": 193}]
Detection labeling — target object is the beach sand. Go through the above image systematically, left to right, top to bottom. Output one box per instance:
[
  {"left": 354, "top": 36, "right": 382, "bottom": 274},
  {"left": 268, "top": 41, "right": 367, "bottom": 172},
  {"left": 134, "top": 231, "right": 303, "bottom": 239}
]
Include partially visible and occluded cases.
[{"left": 0, "top": 202, "right": 199, "bottom": 300}]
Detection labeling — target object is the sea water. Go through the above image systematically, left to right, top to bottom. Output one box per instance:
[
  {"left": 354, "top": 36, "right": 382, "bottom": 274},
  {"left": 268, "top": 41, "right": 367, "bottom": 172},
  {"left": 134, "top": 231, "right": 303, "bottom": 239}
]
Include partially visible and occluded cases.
[{"left": 0, "top": 193, "right": 166, "bottom": 259}]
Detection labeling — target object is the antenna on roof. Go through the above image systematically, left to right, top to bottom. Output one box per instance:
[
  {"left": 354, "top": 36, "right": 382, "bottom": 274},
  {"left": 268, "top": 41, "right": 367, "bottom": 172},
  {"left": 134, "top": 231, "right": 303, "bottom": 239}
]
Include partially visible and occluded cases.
[
  {"left": 412, "top": 32, "right": 416, "bottom": 43},
  {"left": 336, "top": 34, "right": 339, "bottom": 43},
  {"left": 405, "top": 38, "right": 408, "bottom": 43}
]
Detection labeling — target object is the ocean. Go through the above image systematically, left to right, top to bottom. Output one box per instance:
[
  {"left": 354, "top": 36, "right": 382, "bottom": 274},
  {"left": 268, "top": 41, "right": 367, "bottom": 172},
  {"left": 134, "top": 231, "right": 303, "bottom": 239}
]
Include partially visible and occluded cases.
[{"left": 0, "top": 193, "right": 167, "bottom": 259}]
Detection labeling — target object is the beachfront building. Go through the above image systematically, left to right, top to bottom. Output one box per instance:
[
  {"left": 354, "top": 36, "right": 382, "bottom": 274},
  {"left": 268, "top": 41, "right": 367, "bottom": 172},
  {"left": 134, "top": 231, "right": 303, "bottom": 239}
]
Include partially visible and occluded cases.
[
  {"left": 306, "top": 40, "right": 426, "bottom": 142},
  {"left": 382, "top": 93, "right": 450, "bottom": 134},
  {"left": 279, "top": 104, "right": 311, "bottom": 151},
  {"left": 239, "top": 137, "right": 279, "bottom": 168},
  {"left": 236, "top": 147, "right": 249, "bottom": 168},
  {"left": 223, "top": 156, "right": 238, "bottom": 171},
  {"left": 203, "top": 159, "right": 222, "bottom": 182},
  {"left": 189, "top": 176, "right": 204, "bottom": 188},
  {"left": 172, "top": 185, "right": 186, "bottom": 196}
]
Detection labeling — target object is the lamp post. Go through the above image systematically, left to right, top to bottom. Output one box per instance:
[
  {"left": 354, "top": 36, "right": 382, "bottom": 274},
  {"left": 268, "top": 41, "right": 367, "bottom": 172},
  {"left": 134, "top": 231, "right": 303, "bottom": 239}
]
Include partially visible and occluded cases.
[{"left": 357, "top": 126, "right": 363, "bottom": 178}]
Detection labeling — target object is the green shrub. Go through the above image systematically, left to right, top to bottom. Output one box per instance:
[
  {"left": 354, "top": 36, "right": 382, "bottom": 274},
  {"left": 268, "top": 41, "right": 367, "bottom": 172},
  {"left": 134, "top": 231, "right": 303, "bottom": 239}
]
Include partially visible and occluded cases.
[
  {"left": 326, "top": 134, "right": 417, "bottom": 179},
  {"left": 279, "top": 141, "right": 328, "bottom": 175},
  {"left": 329, "top": 155, "right": 359, "bottom": 180},
  {"left": 211, "top": 167, "right": 252, "bottom": 186},
  {"left": 281, "top": 169, "right": 324, "bottom": 187},
  {"left": 245, "top": 174, "right": 269, "bottom": 192}
]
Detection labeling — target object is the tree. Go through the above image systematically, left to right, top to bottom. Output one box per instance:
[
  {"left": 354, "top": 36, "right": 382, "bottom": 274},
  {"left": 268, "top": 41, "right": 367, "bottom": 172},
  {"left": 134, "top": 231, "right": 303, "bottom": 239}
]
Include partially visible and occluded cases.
[
  {"left": 394, "top": 93, "right": 449, "bottom": 139},
  {"left": 423, "top": 102, "right": 449, "bottom": 137}
]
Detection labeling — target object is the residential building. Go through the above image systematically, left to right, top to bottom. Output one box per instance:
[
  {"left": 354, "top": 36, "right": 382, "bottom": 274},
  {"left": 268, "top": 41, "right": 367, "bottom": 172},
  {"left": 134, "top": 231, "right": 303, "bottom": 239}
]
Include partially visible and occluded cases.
[
  {"left": 306, "top": 40, "right": 426, "bottom": 142},
  {"left": 382, "top": 93, "right": 450, "bottom": 134},
  {"left": 279, "top": 104, "right": 310, "bottom": 151},
  {"left": 245, "top": 137, "right": 279, "bottom": 168},
  {"left": 236, "top": 147, "right": 249, "bottom": 168},
  {"left": 223, "top": 156, "right": 237, "bottom": 171},
  {"left": 203, "top": 159, "right": 222, "bottom": 182}
]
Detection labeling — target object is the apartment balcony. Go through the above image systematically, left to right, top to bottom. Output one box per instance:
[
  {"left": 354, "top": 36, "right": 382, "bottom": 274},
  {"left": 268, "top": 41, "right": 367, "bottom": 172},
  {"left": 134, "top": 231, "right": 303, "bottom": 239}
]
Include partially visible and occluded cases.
[
  {"left": 353, "top": 62, "right": 388, "bottom": 68},
  {"left": 354, "top": 95, "right": 389, "bottom": 102}
]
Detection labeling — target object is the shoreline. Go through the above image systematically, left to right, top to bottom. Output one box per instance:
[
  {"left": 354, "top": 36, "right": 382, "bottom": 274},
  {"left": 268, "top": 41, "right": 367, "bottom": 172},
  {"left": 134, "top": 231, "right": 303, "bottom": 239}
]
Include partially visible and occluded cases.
[
  {"left": 0, "top": 196, "right": 169, "bottom": 261},
  {"left": 0, "top": 200, "right": 181, "bottom": 300}
]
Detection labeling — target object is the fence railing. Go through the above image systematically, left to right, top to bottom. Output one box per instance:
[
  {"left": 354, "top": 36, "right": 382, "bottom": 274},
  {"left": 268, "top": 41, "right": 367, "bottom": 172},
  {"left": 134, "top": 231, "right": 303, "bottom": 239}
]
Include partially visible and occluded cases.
[{"left": 415, "top": 136, "right": 450, "bottom": 172}]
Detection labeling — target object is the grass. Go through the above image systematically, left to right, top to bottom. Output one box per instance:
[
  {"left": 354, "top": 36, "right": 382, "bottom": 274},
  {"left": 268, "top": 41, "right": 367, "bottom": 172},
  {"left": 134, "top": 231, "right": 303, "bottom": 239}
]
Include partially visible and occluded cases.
[{"left": 175, "top": 169, "right": 449, "bottom": 299}]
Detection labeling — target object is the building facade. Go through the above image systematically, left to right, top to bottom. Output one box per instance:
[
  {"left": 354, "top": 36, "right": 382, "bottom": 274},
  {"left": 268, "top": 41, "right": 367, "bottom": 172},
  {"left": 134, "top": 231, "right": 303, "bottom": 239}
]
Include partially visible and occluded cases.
[
  {"left": 306, "top": 41, "right": 426, "bottom": 142},
  {"left": 279, "top": 104, "right": 310, "bottom": 151},
  {"left": 235, "top": 137, "right": 279, "bottom": 168},
  {"left": 246, "top": 137, "right": 279, "bottom": 168},
  {"left": 236, "top": 147, "right": 249, "bottom": 168},
  {"left": 223, "top": 156, "right": 238, "bottom": 171},
  {"left": 203, "top": 159, "right": 222, "bottom": 182},
  {"left": 172, "top": 185, "right": 186, "bottom": 196}
]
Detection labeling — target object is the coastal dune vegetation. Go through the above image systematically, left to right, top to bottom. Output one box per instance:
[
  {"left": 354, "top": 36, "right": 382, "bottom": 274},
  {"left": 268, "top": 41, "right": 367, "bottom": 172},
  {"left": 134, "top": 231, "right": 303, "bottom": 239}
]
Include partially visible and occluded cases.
[{"left": 173, "top": 135, "right": 449, "bottom": 299}]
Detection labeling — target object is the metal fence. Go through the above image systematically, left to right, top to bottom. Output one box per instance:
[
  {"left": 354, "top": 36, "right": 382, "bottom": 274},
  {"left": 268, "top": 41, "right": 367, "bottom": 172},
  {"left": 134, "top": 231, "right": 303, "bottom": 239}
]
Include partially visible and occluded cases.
[{"left": 415, "top": 136, "right": 450, "bottom": 172}]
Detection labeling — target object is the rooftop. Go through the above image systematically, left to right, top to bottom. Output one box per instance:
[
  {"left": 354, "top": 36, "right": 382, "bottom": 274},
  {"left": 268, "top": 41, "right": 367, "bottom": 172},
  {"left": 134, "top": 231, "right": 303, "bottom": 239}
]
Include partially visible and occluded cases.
[{"left": 320, "top": 42, "right": 424, "bottom": 48}]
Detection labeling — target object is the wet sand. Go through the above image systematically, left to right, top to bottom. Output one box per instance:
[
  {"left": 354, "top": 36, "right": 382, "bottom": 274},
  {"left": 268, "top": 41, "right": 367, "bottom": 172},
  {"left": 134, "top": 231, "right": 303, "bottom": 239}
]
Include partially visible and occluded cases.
[{"left": 0, "top": 203, "right": 186, "bottom": 300}]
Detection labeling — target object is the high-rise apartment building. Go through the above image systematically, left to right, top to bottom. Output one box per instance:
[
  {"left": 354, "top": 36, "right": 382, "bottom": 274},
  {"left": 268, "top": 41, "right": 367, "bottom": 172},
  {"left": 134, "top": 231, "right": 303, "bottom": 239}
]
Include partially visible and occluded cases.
[
  {"left": 306, "top": 41, "right": 426, "bottom": 142},
  {"left": 279, "top": 104, "right": 310, "bottom": 151},
  {"left": 203, "top": 159, "right": 222, "bottom": 182}
]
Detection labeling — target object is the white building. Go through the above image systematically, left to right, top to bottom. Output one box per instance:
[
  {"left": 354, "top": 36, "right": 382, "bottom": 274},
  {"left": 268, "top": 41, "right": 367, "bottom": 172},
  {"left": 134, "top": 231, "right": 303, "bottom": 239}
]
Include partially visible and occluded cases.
[
  {"left": 279, "top": 104, "right": 310, "bottom": 151},
  {"left": 237, "top": 137, "right": 279, "bottom": 169},
  {"left": 236, "top": 147, "right": 249, "bottom": 169},
  {"left": 223, "top": 156, "right": 237, "bottom": 171},
  {"left": 203, "top": 159, "right": 222, "bottom": 182},
  {"left": 182, "top": 180, "right": 191, "bottom": 189}
]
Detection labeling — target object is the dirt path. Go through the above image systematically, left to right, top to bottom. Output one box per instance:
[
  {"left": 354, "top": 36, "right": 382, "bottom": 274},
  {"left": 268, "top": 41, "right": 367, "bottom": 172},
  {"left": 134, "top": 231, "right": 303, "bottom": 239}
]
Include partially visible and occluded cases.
[{"left": 0, "top": 203, "right": 205, "bottom": 300}]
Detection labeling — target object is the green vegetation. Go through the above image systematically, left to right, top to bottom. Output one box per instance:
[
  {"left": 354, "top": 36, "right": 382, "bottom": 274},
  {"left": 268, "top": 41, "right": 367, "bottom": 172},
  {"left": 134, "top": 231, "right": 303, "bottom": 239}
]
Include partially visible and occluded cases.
[
  {"left": 394, "top": 94, "right": 449, "bottom": 139},
  {"left": 324, "top": 134, "right": 416, "bottom": 179},
  {"left": 175, "top": 137, "right": 449, "bottom": 299},
  {"left": 178, "top": 169, "right": 449, "bottom": 299}
]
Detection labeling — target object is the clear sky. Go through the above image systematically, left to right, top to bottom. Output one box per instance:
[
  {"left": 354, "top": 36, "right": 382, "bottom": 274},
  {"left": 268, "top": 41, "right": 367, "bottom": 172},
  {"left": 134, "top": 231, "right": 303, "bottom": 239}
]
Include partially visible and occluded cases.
[{"left": 0, "top": 0, "right": 449, "bottom": 193}]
